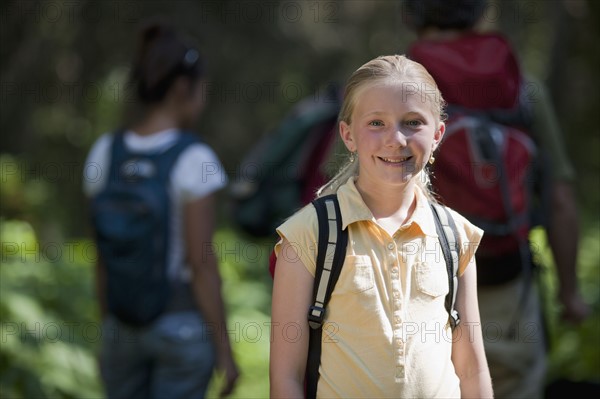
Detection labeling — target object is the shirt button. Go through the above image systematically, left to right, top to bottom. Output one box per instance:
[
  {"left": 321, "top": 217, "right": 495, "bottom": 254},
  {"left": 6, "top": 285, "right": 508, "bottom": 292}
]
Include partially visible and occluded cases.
[
  {"left": 387, "top": 242, "right": 395, "bottom": 250},
  {"left": 392, "top": 267, "right": 399, "bottom": 274},
  {"left": 393, "top": 291, "right": 400, "bottom": 299},
  {"left": 394, "top": 316, "right": 401, "bottom": 324},
  {"left": 396, "top": 366, "right": 405, "bottom": 377}
]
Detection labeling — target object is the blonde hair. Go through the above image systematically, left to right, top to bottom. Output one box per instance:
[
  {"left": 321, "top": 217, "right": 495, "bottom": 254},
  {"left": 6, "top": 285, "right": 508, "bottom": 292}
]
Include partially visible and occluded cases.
[{"left": 317, "top": 55, "right": 446, "bottom": 199}]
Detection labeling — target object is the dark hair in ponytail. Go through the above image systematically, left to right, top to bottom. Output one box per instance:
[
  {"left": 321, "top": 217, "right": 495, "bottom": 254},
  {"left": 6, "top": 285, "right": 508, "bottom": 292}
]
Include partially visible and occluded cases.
[{"left": 130, "top": 21, "right": 204, "bottom": 104}]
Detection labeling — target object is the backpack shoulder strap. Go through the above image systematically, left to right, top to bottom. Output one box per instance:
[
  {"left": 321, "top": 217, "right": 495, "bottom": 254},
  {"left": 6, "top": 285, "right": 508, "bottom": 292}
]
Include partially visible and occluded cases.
[
  {"left": 106, "top": 129, "right": 198, "bottom": 183},
  {"left": 107, "top": 129, "right": 128, "bottom": 181},
  {"left": 154, "top": 132, "right": 200, "bottom": 183},
  {"left": 306, "top": 194, "right": 348, "bottom": 399},
  {"left": 430, "top": 203, "right": 461, "bottom": 330}
]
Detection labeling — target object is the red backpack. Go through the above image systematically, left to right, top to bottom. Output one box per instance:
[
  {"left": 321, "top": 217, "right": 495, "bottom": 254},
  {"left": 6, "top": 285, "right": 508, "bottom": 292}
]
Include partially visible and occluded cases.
[{"left": 410, "top": 33, "right": 540, "bottom": 285}]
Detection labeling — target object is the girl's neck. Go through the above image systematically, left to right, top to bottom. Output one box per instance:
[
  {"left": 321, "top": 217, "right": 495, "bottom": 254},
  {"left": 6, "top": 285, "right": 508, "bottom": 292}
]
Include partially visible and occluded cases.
[
  {"left": 131, "top": 108, "right": 179, "bottom": 136},
  {"left": 355, "top": 176, "right": 417, "bottom": 234}
]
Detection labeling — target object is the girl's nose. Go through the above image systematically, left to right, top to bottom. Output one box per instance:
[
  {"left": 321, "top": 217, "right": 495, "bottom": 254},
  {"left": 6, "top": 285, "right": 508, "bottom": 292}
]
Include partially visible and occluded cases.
[{"left": 385, "top": 127, "right": 408, "bottom": 148}]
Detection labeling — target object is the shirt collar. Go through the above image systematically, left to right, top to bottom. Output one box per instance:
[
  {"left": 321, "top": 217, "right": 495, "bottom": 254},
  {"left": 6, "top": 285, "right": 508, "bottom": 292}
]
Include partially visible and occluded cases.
[{"left": 336, "top": 177, "right": 438, "bottom": 237}]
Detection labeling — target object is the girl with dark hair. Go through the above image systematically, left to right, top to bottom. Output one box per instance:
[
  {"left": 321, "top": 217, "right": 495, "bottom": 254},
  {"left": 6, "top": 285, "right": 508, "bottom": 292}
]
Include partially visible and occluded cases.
[{"left": 84, "top": 22, "right": 238, "bottom": 398}]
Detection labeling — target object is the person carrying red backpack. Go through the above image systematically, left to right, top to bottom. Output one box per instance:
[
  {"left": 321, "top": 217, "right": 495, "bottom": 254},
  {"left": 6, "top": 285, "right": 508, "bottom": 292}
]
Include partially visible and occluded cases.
[{"left": 403, "top": 1, "right": 589, "bottom": 397}]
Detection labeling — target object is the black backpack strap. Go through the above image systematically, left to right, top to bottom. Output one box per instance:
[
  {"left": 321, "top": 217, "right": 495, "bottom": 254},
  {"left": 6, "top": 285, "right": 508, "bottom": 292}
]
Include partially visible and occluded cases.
[
  {"left": 107, "top": 129, "right": 128, "bottom": 181},
  {"left": 107, "top": 129, "right": 198, "bottom": 183},
  {"left": 153, "top": 132, "right": 200, "bottom": 183},
  {"left": 306, "top": 194, "right": 348, "bottom": 399},
  {"left": 430, "top": 203, "right": 461, "bottom": 330}
]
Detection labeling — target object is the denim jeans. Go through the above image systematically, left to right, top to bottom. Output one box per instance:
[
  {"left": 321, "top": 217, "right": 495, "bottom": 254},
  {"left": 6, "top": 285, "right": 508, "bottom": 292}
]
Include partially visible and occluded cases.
[{"left": 100, "top": 310, "right": 215, "bottom": 399}]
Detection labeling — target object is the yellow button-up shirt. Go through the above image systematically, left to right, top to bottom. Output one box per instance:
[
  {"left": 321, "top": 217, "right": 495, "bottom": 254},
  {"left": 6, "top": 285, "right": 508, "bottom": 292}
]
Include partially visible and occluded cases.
[{"left": 276, "top": 177, "right": 483, "bottom": 398}]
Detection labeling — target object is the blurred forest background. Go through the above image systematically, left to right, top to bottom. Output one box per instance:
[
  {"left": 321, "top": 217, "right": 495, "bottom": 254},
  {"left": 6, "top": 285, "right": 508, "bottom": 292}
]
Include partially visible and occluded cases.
[{"left": 1, "top": 0, "right": 599, "bottom": 397}]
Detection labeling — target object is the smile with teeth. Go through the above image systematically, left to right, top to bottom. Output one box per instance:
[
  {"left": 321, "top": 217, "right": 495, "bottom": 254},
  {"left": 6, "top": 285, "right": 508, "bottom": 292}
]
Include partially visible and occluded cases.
[{"left": 379, "top": 156, "right": 412, "bottom": 164}]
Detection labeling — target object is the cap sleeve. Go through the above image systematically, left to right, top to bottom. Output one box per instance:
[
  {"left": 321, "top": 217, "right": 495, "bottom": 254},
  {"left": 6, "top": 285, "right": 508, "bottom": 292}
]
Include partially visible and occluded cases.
[
  {"left": 82, "top": 133, "right": 112, "bottom": 198},
  {"left": 171, "top": 143, "right": 228, "bottom": 203},
  {"left": 274, "top": 204, "right": 319, "bottom": 277},
  {"left": 448, "top": 209, "right": 484, "bottom": 276}
]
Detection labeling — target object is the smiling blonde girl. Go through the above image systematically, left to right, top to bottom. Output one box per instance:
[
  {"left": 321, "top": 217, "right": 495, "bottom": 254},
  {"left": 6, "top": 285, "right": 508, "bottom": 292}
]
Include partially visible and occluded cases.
[{"left": 270, "top": 55, "right": 493, "bottom": 398}]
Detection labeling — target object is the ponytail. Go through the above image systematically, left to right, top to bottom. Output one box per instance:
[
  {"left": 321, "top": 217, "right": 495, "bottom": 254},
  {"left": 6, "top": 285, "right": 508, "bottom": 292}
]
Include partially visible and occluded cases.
[{"left": 130, "top": 21, "right": 203, "bottom": 104}]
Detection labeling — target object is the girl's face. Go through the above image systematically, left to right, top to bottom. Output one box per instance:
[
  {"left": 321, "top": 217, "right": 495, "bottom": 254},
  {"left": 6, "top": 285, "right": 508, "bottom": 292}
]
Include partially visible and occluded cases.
[{"left": 340, "top": 82, "right": 444, "bottom": 189}]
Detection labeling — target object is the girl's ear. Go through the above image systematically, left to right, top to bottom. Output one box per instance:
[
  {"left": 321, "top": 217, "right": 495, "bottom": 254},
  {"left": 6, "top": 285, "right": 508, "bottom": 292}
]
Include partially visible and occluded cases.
[
  {"left": 339, "top": 121, "right": 356, "bottom": 152},
  {"left": 432, "top": 121, "right": 445, "bottom": 151}
]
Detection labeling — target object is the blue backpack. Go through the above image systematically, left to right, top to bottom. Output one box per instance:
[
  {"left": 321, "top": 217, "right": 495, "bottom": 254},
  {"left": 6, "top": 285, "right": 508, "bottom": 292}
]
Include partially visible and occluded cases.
[{"left": 91, "top": 130, "right": 198, "bottom": 326}]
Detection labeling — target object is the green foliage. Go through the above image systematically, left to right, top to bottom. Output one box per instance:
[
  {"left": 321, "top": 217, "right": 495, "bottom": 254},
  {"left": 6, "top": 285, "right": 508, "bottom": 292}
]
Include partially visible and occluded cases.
[
  {"left": 0, "top": 155, "right": 53, "bottom": 227},
  {"left": 0, "top": 219, "right": 275, "bottom": 398},
  {"left": 1, "top": 220, "right": 102, "bottom": 398},
  {"left": 531, "top": 223, "right": 600, "bottom": 383},
  {"left": 206, "top": 228, "right": 273, "bottom": 398}
]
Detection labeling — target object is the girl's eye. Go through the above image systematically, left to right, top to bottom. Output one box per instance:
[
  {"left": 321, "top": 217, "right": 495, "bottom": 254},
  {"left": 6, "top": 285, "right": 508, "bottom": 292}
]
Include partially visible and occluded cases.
[
  {"left": 368, "top": 120, "right": 384, "bottom": 127},
  {"left": 406, "top": 120, "right": 423, "bottom": 127}
]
